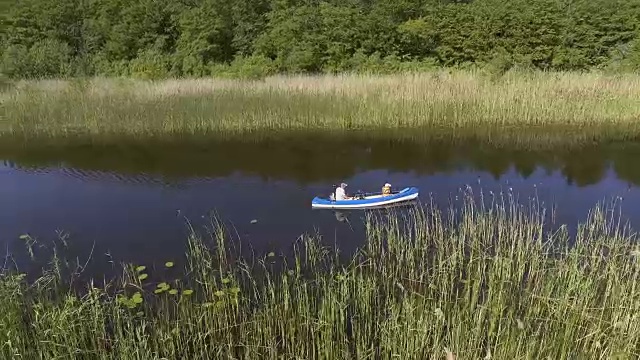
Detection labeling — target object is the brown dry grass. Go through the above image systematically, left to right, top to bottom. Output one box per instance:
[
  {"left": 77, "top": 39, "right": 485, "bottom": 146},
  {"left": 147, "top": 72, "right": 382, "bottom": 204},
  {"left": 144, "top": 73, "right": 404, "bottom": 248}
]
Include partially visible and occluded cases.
[{"left": 2, "top": 70, "right": 640, "bottom": 146}]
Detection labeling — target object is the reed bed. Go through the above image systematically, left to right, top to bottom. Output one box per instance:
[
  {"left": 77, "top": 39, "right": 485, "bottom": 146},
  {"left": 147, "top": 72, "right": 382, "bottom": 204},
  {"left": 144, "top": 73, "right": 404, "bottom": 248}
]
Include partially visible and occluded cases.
[
  {"left": 2, "top": 70, "right": 640, "bottom": 147},
  {"left": 2, "top": 191, "right": 640, "bottom": 359}
]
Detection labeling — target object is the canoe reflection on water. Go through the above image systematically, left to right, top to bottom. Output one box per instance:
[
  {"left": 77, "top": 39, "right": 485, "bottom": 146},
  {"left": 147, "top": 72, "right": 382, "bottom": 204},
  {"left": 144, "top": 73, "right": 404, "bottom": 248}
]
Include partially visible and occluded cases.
[
  {"left": 329, "top": 199, "right": 420, "bottom": 223},
  {"left": 335, "top": 211, "right": 348, "bottom": 222}
]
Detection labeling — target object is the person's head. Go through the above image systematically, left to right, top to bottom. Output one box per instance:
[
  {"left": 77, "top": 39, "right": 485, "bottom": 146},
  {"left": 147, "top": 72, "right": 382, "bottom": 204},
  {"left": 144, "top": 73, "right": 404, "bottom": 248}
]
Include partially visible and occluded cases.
[
  {"left": 340, "top": 182, "right": 348, "bottom": 189},
  {"left": 384, "top": 183, "right": 391, "bottom": 188}
]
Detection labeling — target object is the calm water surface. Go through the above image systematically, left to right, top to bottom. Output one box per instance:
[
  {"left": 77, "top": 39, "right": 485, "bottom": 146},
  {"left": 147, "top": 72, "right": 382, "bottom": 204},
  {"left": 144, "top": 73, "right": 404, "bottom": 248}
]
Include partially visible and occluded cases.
[{"left": 1, "top": 136, "right": 639, "bottom": 277}]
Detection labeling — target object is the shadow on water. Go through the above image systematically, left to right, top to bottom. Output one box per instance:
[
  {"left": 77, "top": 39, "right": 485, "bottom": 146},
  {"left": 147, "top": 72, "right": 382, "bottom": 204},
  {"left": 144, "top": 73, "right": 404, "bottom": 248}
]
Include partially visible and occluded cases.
[{"left": 1, "top": 133, "right": 640, "bottom": 187}]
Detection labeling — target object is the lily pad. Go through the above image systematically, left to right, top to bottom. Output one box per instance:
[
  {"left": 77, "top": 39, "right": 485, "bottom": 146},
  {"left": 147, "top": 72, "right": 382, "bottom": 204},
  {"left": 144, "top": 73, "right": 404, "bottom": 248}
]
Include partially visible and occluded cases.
[
  {"left": 165, "top": 262, "right": 174, "bottom": 268},
  {"left": 135, "top": 266, "right": 146, "bottom": 273},
  {"left": 138, "top": 273, "right": 148, "bottom": 281},
  {"left": 169, "top": 289, "right": 178, "bottom": 295},
  {"left": 182, "top": 289, "right": 194, "bottom": 296},
  {"left": 132, "top": 292, "right": 143, "bottom": 304}
]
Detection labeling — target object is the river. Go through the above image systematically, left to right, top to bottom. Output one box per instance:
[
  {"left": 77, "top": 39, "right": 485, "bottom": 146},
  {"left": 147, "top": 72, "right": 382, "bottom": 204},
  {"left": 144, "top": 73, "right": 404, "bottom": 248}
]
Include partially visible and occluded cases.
[{"left": 1, "top": 136, "right": 639, "bottom": 278}]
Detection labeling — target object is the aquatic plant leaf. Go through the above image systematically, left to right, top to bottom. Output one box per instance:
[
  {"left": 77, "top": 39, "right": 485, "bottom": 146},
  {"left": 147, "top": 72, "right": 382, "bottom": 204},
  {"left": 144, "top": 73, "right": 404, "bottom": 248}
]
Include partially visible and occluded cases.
[
  {"left": 250, "top": 219, "right": 258, "bottom": 224},
  {"left": 19, "top": 234, "right": 29, "bottom": 240},
  {"left": 267, "top": 252, "right": 275, "bottom": 257},
  {"left": 165, "top": 262, "right": 174, "bottom": 268},
  {"left": 135, "top": 266, "right": 146, "bottom": 273},
  {"left": 138, "top": 273, "right": 149, "bottom": 281},
  {"left": 221, "top": 278, "right": 231, "bottom": 284},
  {"left": 157, "top": 282, "right": 168, "bottom": 289},
  {"left": 230, "top": 287, "right": 240, "bottom": 295},
  {"left": 154, "top": 289, "right": 164, "bottom": 294},
  {"left": 169, "top": 289, "right": 178, "bottom": 295},
  {"left": 182, "top": 289, "right": 194, "bottom": 296},
  {"left": 215, "top": 290, "right": 225, "bottom": 297},
  {"left": 116, "top": 295, "right": 128, "bottom": 305},
  {"left": 136, "top": 311, "right": 144, "bottom": 316}
]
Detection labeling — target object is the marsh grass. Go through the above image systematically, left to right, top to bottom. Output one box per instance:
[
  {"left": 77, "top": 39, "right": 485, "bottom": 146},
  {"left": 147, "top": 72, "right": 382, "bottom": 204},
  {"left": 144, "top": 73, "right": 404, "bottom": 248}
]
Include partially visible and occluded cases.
[
  {"left": 3, "top": 70, "right": 640, "bottom": 147},
  {"left": 2, "top": 190, "right": 640, "bottom": 359}
]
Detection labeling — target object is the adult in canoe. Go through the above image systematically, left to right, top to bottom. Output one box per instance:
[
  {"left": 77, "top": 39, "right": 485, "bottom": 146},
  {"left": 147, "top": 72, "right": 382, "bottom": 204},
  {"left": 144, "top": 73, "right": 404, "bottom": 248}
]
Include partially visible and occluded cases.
[{"left": 334, "top": 182, "right": 352, "bottom": 200}]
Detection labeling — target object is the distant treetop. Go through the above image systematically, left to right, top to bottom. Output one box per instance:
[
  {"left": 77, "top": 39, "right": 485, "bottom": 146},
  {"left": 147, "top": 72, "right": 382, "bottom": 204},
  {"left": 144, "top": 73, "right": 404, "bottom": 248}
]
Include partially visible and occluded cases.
[{"left": 1, "top": 0, "right": 639, "bottom": 78}]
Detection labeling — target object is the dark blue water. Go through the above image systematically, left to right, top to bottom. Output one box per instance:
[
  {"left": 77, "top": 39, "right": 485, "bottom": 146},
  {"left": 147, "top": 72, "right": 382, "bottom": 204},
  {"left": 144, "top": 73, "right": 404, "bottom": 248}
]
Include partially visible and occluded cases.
[{"left": 0, "top": 137, "right": 637, "bottom": 278}]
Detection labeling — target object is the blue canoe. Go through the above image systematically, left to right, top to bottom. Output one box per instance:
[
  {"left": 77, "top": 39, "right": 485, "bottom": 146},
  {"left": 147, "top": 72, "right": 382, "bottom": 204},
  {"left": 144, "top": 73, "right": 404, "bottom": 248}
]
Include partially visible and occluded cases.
[{"left": 312, "top": 187, "right": 419, "bottom": 209}]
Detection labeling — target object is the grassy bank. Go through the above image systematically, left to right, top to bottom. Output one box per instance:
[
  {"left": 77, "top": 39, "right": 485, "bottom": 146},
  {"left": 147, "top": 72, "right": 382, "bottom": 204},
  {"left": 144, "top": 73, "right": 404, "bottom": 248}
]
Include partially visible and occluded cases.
[
  {"left": 3, "top": 70, "right": 640, "bottom": 147},
  {"left": 2, "top": 194, "right": 640, "bottom": 359}
]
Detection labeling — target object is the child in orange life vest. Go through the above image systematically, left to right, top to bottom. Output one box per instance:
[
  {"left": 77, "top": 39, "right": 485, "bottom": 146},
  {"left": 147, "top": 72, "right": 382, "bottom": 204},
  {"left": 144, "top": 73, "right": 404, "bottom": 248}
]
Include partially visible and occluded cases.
[{"left": 382, "top": 183, "right": 392, "bottom": 196}]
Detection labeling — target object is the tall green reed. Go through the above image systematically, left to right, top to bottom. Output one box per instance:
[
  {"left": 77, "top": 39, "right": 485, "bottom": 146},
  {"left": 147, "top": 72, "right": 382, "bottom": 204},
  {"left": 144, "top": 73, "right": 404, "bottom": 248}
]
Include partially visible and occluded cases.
[{"left": 1, "top": 190, "right": 639, "bottom": 359}]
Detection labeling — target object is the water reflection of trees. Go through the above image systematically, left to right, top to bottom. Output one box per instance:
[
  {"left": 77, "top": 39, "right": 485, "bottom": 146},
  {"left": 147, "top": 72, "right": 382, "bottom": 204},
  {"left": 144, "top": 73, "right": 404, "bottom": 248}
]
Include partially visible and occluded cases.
[{"left": 0, "top": 137, "right": 637, "bottom": 187}]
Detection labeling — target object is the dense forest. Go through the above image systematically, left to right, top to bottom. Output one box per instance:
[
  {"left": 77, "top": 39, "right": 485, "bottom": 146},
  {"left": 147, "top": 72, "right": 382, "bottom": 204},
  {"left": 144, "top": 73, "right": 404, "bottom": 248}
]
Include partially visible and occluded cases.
[{"left": 1, "top": 0, "right": 640, "bottom": 79}]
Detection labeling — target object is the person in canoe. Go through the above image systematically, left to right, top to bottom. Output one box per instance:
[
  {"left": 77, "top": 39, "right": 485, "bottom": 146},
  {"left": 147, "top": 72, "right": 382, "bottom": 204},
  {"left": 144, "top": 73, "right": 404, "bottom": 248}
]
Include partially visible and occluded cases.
[
  {"left": 334, "top": 182, "right": 352, "bottom": 200},
  {"left": 382, "top": 183, "right": 392, "bottom": 196}
]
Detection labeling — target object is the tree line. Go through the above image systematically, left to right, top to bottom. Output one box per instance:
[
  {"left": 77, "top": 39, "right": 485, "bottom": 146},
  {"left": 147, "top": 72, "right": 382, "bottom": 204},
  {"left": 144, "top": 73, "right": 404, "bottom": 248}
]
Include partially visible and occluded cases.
[{"left": 1, "top": 0, "right": 639, "bottom": 79}]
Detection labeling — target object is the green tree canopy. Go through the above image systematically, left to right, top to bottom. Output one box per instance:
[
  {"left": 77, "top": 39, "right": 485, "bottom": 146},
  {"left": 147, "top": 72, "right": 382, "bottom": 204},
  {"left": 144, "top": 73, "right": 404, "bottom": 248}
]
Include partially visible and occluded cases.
[{"left": 1, "top": 0, "right": 639, "bottom": 78}]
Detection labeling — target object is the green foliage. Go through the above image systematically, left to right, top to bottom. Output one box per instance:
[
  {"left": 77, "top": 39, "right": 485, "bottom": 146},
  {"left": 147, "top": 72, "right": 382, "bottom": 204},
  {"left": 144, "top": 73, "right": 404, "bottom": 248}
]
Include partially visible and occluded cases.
[
  {"left": 1, "top": 0, "right": 640, "bottom": 78},
  {"left": 174, "top": 0, "right": 234, "bottom": 77},
  {"left": 231, "top": 0, "right": 270, "bottom": 56},
  {"left": 254, "top": 5, "right": 324, "bottom": 72},
  {"left": 397, "top": 18, "right": 437, "bottom": 60},
  {"left": 611, "top": 38, "right": 640, "bottom": 72},
  {"left": 2, "top": 39, "right": 72, "bottom": 78},
  {"left": 626, "top": 40, "right": 640, "bottom": 71},
  {"left": 129, "top": 48, "right": 170, "bottom": 80},
  {"left": 336, "top": 50, "right": 438, "bottom": 74},
  {"left": 208, "top": 55, "right": 277, "bottom": 79}
]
